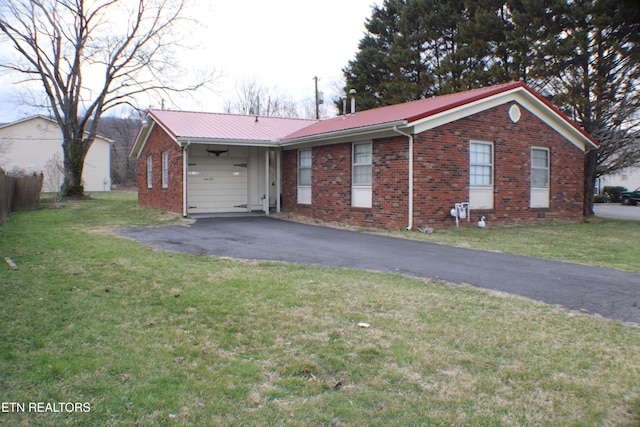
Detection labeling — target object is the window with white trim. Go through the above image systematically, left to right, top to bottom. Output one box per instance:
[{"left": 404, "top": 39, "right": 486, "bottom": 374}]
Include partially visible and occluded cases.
[
  {"left": 469, "top": 141, "right": 493, "bottom": 209},
  {"left": 352, "top": 142, "right": 372, "bottom": 208},
  {"left": 470, "top": 142, "right": 493, "bottom": 186},
  {"left": 530, "top": 147, "right": 550, "bottom": 208},
  {"left": 531, "top": 148, "right": 549, "bottom": 188},
  {"left": 297, "top": 149, "right": 312, "bottom": 204},
  {"left": 298, "top": 149, "right": 311, "bottom": 186},
  {"left": 162, "top": 151, "right": 169, "bottom": 188},
  {"left": 147, "top": 155, "right": 153, "bottom": 189}
]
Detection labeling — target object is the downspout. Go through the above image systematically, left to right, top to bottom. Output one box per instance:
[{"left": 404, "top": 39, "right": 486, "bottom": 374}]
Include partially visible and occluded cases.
[
  {"left": 393, "top": 125, "right": 414, "bottom": 230},
  {"left": 182, "top": 141, "right": 191, "bottom": 217}
]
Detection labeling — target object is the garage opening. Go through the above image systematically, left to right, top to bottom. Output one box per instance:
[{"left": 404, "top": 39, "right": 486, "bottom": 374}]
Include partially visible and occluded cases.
[{"left": 187, "top": 156, "right": 248, "bottom": 214}]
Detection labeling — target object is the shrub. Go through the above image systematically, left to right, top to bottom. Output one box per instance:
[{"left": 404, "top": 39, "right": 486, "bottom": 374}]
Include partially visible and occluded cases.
[
  {"left": 603, "top": 186, "right": 627, "bottom": 203},
  {"left": 594, "top": 194, "right": 609, "bottom": 203}
]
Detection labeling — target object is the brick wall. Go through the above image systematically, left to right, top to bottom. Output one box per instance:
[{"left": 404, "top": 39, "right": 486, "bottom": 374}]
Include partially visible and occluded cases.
[
  {"left": 282, "top": 103, "right": 585, "bottom": 230},
  {"left": 412, "top": 103, "right": 584, "bottom": 228},
  {"left": 137, "top": 125, "right": 183, "bottom": 213},
  {"left": 372, "top": 136, "right": 409, "bottom": 229},
  {"left": 282, "top": 137, "right": 410, "bottom": 229},
  {"left": 283, "top": 144, "right": 370, "bottom": 224},
  {"left": 282, "top": 149, "right": 298, "bottom": 211}
]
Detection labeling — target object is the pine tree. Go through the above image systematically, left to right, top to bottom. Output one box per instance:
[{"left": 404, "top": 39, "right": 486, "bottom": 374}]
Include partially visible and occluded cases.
[
  {"left": 341, "top": 0, "right": 433, "bottom": 110},
  {"left": 342, "top": 0, "right": 639, "bottom": 214},
  {"left": 411, "top": 0, "right": 466, "bottom": 93},
  {"left": 441, "top": 0, "right": 512, "bottom": 90},
  {"left": 524, "top": 0, "right": 640, "bottom": 215}
]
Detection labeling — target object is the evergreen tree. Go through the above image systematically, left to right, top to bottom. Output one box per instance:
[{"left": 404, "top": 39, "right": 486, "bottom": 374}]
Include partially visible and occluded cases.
[
  {"left": 341, "top": 0, "right": 432, "bottom": 110},
  {"left": 342, "top": 0, "right": 639, "bottom": 214},
  {"left": 410, "top": 0, "right": 466, "bottom": 93},
  {"left": 441, "top": 0, "right": 512, "bottom": 90},
  {"left": 505, "top": 0, "right": 555, "bottom": 84},
  {"left": 525, "top": 0, "right": 640, "bottom": 215}
]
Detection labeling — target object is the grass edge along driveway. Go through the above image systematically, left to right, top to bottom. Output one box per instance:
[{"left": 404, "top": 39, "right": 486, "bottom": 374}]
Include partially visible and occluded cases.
[
  {"left": 1, "top": 192, "right": 639, "bottom": 426},
  {"left": 118, "top": 214, "right": 640, "bottom": 324}
]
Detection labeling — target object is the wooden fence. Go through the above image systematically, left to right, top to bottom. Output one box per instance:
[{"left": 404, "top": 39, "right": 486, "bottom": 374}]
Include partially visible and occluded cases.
[
  {"left": 0, "top": 169, "right": 43, "bottom": 225},
  {"left": 0, "top": 170, "right": 14, "bottom": 225}
]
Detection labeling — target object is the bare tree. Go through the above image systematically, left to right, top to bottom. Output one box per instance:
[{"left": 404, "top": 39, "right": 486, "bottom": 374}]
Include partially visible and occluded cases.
[
  {"left": 0, "top": 0, "right": 213, "bottom": 196},
  {"left": 223, "top": 77, "right": 300, "bottom": 118},
  {"left": 223, "top": 78, "right": 261, "bottom": 115},
  {"left": 298, "top": 96, "right": 335, "bottom": 120},
  {"left": 97, "top": 111, "right": 140, "bottom": 188},
  {"left": 43, "top": 151, "right": 64, "bottom": 205}
]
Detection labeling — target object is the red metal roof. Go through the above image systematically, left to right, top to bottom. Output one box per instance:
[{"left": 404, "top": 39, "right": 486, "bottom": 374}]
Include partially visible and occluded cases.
[
  {"left": 142, "top": 81, "right": 597, "bottom": 149},
  {"left": 283, "top": 81, "right": 598, "bottom": 148},
  {"left": 284, "top": 81, "right": 526, "bottom": 140},
  {"left": 148, "top": 110, "right": 317, "bottom": 141}
]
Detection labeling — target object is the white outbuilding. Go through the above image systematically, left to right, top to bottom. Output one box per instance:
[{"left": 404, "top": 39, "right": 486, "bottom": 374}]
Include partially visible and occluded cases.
[{"left": 0, "top": 116, "right": 112, "bottom": 192}]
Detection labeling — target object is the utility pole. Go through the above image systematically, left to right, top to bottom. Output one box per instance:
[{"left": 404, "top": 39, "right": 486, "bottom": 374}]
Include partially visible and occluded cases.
[
  {"left": 313, "top": 76, "right": 324, "bottom": 120},
  {"left": 314, "top": 76, "right": 319, "bottom": 120}
]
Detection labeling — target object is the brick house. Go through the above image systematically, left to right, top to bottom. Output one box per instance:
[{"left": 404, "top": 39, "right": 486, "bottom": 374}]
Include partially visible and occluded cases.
[
  {"left": 130, "top": 81, "right": 598, "bottom": 230},
  {"left": 130, "top": 112, "right": 316, "bottom": 214}
]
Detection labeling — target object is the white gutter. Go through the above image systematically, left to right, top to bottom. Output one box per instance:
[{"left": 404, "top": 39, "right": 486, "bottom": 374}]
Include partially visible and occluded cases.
[
  {"left": 393, "top": 126, "right": 414, "bottom": 231},
  {"left": 182, "top": 141, "right": 191, "bottom": 217}
]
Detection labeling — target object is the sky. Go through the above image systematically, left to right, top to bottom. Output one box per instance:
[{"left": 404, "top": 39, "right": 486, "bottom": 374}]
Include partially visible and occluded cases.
[{"left": 0, "top": 0, "right": 380, "bottom": 122}]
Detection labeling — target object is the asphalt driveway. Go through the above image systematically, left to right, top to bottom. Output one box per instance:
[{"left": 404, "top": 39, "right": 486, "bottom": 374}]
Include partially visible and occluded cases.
[
  {"left": 594, "top": 203, "right": 640, "bottom": 221},
  {"left": 118, "top": 216, "right": 640, "bottom": 325}
]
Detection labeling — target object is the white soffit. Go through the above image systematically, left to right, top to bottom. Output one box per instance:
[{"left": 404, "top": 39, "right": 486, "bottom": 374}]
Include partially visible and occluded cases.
[
  {"left": 411, "top": 88, "right": 593, "bottom": 152},
  {"left": 513, "top": 91, "right": 593, "bottom": 152},
  {"left": 131, "top": 117, "right": 185, "bottom": 158},
  {"left": 130, "top": 120, "right": 155, "bottom": 158},
  {"left": 175, "top": 138, "right": 281, "bottom": 148}
]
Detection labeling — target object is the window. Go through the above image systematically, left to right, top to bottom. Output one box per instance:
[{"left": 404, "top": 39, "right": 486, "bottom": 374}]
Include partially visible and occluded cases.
[
  {"left": 469, "top": 141, "right": 494, "bottom": 209},
  {"left": 352, "top": 142, "right": 372, "bottom": 208},
  {"left": 470, "top": 142, "right": 493, "bottom": 186},
  {"left": 353, "top": 143, "right": 372, "bottom": 186},
  {"left": 530, "top": 147, "right": 550, "bottom": 208},
  {"left": 531, "top": 148, "right": 549, "bottom": 188},
  {"left": 297, "top": 149, "right": 312, "bottom": 204},
  {"left": 298, "top": 149, "right": 311, "bottom": 186},
  {"left": 162, "top": 151, "right": 169, "bottom": 188},
  {"left": 147, "top": 155, "right": 153, "bottom": 188}
]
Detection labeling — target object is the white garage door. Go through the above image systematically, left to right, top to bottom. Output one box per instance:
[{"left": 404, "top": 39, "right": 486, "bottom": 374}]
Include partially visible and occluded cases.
[{"left": 187, "top": 156, "right": 248, "bottom": 213}]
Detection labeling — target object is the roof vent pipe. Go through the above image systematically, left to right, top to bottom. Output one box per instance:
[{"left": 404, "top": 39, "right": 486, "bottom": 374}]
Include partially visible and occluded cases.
[{"left": 349, "top": 88, "right": 357, "bottom": 115}]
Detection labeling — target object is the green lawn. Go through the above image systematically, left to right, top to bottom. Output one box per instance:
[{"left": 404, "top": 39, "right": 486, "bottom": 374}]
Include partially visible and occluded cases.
[
  {"left": 1, "top": 192, "right": 639, "bottom": 426},
  {"left": 290, "top": 209, "right": 640, "bottom": 272},
  {"left": 400, "top": 216, "right": 640, "bottom": 272}
]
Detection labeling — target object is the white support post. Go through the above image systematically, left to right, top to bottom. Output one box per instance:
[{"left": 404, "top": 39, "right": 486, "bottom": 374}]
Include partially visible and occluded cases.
[
  {"left": 182, "top": 142, "right": 190, "bottom": 217},
  {"left": 264, "top": 148, "right": 270, "bottom": 215},
  {"left": 276, "top": 149, "right": 281, "bottom": 213}
]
